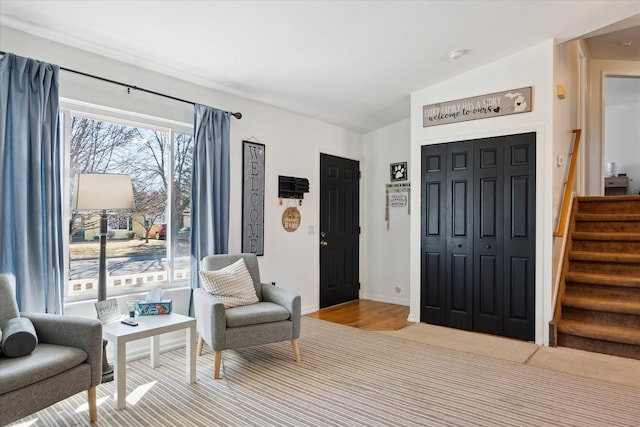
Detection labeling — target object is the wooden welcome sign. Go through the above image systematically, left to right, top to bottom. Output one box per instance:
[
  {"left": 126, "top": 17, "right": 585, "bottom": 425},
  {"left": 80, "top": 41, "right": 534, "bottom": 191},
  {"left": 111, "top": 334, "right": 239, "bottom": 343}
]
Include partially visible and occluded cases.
[{"left": 423, "top": 87, "right": 532, "bottom": 127}]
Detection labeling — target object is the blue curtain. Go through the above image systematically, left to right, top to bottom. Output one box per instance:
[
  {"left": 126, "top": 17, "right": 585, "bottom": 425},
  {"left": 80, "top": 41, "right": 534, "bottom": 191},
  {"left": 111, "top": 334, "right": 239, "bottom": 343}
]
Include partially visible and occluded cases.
[
  {"left": 0, "top": 53, "right": 64, "bottom": 313},
  {"left": 190, "top": 104, "right": 230, "bottom": 291}
]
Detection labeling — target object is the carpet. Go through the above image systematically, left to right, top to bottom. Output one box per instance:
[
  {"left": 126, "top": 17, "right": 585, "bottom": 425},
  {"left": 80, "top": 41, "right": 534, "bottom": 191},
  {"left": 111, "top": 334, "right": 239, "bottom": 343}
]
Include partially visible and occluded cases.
[
  {"left": 8, "top": 317, "right": 640, "bottom": 426},
  {"left": 378, "top": 321, "right": 640, "bottom": 389}
]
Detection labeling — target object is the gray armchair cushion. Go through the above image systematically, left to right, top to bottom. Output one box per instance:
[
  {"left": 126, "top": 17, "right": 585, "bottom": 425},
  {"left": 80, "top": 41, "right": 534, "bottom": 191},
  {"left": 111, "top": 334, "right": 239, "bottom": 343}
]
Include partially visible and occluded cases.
[
  {"left": 226, "top": 302, "right": 291, "bottom": 328},
  {"left": 1, "top": 317, "right": 38, "bottom": 358},
  {"left": 0, "top": 344, "right": 87, "bottom": 394}
]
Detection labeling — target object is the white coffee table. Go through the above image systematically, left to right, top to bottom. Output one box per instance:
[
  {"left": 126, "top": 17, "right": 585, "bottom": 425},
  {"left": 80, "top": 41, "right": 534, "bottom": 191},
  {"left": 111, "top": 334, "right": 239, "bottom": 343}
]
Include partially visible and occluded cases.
[{"left": 102, "top": 312, "right": 197, "bottom": 409}]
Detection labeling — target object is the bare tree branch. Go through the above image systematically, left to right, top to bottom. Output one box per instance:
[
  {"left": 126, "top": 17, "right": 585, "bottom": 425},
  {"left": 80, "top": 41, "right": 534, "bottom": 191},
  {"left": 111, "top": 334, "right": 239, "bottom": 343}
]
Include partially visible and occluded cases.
[{"left": 69, "top": 116, "right": 193, "bottom": 247}]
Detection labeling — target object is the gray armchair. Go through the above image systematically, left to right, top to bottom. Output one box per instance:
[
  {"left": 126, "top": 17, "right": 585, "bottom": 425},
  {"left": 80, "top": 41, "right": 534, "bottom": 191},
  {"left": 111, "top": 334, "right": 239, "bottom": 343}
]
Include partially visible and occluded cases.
[
  {"left": 193, "top": 254, "right": 301, "bottom": 379},
  {"left": 0, "top": 274, "right": 102, "bottom": 425}
]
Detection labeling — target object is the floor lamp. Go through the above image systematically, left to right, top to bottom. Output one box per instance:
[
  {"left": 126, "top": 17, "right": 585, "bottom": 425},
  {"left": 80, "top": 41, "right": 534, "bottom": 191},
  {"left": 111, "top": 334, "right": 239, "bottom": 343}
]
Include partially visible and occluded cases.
[{"left": 74, "top": 173, "right": 135, "bottom": 383}]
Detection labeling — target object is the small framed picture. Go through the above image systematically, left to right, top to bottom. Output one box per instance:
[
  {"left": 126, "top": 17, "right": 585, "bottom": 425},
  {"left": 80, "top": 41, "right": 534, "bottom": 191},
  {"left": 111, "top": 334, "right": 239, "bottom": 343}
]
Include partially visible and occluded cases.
[
  {"left": 390, "top": 162, "right": 407, "bottom": 182},
  {"left": 95, "top": 298, "right": 121, "bottom": 323}
]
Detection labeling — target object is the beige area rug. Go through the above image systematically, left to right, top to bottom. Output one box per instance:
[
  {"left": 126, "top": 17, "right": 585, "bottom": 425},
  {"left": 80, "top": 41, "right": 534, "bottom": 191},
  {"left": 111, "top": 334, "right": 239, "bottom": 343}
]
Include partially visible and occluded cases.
[
  {"left": 8, "top": 317, "right": 640, "bottom": 427},
  {"left": 378, "top": 322, "right": 640, "bottom": 389}
]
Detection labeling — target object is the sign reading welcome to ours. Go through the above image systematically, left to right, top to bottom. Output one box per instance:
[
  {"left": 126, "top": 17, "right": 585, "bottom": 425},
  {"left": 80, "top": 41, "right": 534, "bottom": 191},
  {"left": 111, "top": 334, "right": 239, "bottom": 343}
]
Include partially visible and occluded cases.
[
  {"left": 423, "top": 87, "right": 532, "bottom": 127},
  {"left": 242, "top": 141, "right": 265, "bottom": 255}
]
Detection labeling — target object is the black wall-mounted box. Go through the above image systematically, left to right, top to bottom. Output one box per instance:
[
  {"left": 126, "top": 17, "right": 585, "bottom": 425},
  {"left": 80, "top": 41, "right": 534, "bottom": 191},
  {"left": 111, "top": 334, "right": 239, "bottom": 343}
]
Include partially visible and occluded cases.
[{"left": 278, "top": 176, "right": 310, "bottom": 199}]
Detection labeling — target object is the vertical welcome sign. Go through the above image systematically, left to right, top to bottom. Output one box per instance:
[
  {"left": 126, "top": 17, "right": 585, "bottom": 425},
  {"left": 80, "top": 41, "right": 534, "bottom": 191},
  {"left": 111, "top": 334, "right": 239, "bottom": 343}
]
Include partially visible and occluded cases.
[{"left": 242, "top": 141, "right": 265, "bottom": 255}]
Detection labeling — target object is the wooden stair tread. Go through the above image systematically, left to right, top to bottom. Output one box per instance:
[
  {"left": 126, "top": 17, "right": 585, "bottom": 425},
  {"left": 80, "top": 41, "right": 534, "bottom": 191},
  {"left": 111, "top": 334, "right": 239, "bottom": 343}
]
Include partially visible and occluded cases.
[
  {"left": 577, "top": 195, "right": 640, "bottom": 202},
  {"left": 575, "top": 213, "right": 640, "bottom": 221},
  {"left": 572, "top": 232, "right": 640, "bottom": 241},
  {"left": 569, "top": 251, "right": 640, "bottom": 264},
  {"left": 565, "top": 271, "right": 640, "bottom": 287},
  {"left": 562, "top": 293, "right": 640, "bottom": 315},
  {"left": 557, "top": 319, "right": 640, "bottom": 346}
]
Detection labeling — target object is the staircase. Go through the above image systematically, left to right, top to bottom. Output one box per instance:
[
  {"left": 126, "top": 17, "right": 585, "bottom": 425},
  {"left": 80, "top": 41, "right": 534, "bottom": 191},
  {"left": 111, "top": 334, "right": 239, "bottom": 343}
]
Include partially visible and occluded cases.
[{"left": 551, "top": 195, "right": 640, "bottom": 359}]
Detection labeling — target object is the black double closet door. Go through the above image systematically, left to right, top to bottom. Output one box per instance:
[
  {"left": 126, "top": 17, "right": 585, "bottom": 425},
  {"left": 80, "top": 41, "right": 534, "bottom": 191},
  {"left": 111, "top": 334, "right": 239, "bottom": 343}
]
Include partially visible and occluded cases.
[{"left": 421, "top": 132, "right": 536, "bottom": 341}]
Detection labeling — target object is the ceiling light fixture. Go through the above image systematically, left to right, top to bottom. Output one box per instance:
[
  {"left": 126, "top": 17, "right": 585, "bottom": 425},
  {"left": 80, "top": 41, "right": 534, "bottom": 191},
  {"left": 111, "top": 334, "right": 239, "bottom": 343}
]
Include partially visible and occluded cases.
[
  {"left": 621, "top": 40, "right": 632, "bottom": 47},
  {"left": 448, "top": 49, "right": 465, "bottom": 60}
]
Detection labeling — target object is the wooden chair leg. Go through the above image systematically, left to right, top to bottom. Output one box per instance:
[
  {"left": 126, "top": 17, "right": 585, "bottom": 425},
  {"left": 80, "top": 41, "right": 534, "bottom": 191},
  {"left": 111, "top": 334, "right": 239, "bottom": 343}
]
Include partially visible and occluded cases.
[
  {"left": 197, "top": 336, "right": 205, "bottom": 356},
  {"left": 291, "top": 339, "right": 301, "bottom": 362},
  {"left": 214, "top": 350, "right": 222, "bottom": 379},
  {"left": 88, "top": 386, "right": 97, "bottom": 422}
]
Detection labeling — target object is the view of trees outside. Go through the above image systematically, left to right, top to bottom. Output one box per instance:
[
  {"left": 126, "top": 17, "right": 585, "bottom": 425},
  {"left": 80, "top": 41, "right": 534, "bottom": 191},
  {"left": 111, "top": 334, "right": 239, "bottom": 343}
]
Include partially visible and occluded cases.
[{"left": 68, "top": 114, "right": 193, "bottom": 295}]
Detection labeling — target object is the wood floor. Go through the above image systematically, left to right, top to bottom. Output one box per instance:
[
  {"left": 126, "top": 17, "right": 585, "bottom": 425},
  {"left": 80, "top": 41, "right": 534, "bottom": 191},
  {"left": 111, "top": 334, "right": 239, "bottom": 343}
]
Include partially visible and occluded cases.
[{"left": 305, "top": 299, "right": 413, "bottom": 331}]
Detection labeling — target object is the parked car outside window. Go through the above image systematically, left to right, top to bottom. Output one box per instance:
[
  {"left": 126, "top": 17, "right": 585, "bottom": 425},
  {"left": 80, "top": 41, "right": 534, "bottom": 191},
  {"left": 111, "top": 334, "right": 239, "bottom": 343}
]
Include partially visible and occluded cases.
[
  {"left": 148, "top": 223, "right": 166, "bottom": 240},
  {"left": 177, "top": 226, "right": 191, "bottom": 242}
]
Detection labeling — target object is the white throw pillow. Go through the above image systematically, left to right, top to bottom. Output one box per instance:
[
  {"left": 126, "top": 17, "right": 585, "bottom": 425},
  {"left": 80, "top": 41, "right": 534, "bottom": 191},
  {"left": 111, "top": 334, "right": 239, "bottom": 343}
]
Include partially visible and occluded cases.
[{"left": 199, "top": 258, "right": 259, "bottom": 308}]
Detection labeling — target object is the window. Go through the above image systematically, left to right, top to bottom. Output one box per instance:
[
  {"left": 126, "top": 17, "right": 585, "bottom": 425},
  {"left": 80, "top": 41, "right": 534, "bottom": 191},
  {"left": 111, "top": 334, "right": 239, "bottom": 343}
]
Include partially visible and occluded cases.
[
  {"left": 64, "top": 107, "right": 193, "bottom": 300},
  {"left": 108, "top": 214, "right": 131, "bottom": 231}
]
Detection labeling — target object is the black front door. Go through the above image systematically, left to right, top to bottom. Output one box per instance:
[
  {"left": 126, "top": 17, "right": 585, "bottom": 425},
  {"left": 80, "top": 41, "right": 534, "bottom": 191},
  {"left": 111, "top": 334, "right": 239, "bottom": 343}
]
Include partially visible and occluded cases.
[{"left": 319, "top": 153, "right": 360, "bottom": 308}]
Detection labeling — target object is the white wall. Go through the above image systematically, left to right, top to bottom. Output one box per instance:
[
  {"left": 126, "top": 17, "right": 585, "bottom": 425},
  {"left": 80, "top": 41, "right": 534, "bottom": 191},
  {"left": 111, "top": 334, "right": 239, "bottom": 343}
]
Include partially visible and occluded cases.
[
  {"left": 0, "top": 26, "right": 364, "bottom": 320},
  {"left": 410, "top": 40, "right": 556, "bottom": 345},
  {"left": 551, "top": 40, "right": 581, "bottom": 299},
  {"left": 552, "top": 40, "right": 581, "bottom": 226},
  {"left": 604, "top": 78, "right": 640, "bottom": 195},
  {"left": 362, "top": 119, "right": 411, "bottom": 305}
]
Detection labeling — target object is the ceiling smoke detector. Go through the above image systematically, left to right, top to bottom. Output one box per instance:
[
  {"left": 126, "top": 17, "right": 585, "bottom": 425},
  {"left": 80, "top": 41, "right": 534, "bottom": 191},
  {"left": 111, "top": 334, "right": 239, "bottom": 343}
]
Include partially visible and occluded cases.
[{"left": 448, "top": 49, "right": 465, "bottom": 60}]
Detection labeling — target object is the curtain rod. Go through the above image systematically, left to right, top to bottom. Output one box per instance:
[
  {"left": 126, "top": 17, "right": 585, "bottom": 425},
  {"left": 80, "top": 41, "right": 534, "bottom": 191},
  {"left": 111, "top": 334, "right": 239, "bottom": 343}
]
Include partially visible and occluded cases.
[{"left": 0, "top": 51, "right": 242, "bottom": 119}]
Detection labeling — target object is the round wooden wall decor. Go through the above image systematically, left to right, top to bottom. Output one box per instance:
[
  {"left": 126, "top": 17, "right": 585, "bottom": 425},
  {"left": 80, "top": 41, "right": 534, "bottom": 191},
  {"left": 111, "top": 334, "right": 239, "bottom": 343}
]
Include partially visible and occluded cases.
[{"left": 282, "top": 207, "right": 301, "bottom": 232}]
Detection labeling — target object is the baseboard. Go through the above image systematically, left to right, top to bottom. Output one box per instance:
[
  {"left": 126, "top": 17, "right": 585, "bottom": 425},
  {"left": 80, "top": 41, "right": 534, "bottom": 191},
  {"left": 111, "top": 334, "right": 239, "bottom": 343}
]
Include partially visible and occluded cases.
[{"left": 361, "top": 292, "right": 410, "bottom": 307}]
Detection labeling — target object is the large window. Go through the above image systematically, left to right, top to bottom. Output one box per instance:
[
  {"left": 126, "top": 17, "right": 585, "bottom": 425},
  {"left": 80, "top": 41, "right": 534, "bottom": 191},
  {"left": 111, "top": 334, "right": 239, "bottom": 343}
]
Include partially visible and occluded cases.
[{"left": 64, "top": 108, "right": 193, "bottom": 300}]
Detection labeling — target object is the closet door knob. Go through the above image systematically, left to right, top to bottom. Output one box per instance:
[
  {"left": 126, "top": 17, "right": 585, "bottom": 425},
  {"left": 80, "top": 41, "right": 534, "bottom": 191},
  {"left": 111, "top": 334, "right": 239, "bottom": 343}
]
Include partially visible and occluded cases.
[
  {"left": 456, "top": 244, "right": 462, "bottom": 248},
  {"left": 486, "top": 245, "right": 492, "bottom": 249}
]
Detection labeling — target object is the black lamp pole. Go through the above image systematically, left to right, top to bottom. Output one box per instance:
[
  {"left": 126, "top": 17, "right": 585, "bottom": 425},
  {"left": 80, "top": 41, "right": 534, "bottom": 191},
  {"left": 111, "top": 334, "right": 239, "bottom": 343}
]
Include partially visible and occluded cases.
[
  {"left": 99, "top": 209, "right": 114, "bottom": 382},
  {"left": 98, "top": 210, "right": 108, "bottom": 302}
]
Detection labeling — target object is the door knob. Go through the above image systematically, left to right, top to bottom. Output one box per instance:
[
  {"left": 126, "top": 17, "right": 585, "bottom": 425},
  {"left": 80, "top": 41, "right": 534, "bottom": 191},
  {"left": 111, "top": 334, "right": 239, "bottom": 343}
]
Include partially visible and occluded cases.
[
  {"left": 320, "top": 241, "right": 328, "bottom": 246},
  {"left": 456, "top": 243, "right": 462, "bottom": 248},
  {"left": 486, "top": 245, "right": 492, "bottom": 249}
]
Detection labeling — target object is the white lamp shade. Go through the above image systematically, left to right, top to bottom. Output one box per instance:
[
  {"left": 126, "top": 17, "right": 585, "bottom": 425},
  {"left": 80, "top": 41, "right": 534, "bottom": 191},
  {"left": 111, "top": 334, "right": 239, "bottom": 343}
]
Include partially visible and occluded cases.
[{"left": 74, "top": 173, "right": 135, "bottom": 210}]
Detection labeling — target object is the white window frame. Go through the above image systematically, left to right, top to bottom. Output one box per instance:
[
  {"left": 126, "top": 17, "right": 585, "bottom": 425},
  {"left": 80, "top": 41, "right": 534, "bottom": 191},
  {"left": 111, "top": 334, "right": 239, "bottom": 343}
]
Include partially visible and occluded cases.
[{"left": 61, "top": 99, "right": 193, "bottom": 302}]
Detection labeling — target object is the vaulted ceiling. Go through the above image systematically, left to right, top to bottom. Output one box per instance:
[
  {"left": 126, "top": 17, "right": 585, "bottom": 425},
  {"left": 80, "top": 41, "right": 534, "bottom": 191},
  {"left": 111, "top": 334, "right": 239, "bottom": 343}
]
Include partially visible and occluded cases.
[{"left": 1, "top": 1, "right": 639, "bottom": 133}]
